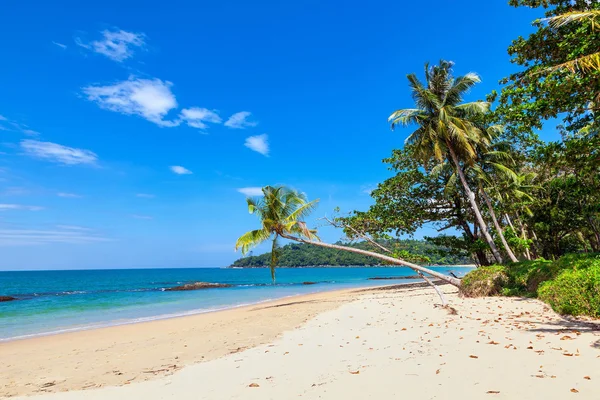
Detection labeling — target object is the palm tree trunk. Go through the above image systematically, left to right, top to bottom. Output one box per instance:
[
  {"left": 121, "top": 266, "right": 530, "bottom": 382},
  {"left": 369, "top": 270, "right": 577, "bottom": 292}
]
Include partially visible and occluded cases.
[
  {"left": 447, "top": 146, "right": 504, "bottom": 264},
  {"left": 480, "top": 187, "right": 518, "bottom": 262},
  {"left": 504, "top": 214, "right": 516, "bottom": 231},
  {"left": 514, "top": 216, "right": 531, "bottom": 260},
  {"left": 346, "top": 231, "right": 448, "bottom": 305},
  {"left": 279, "top": 233, "right": 462, "bottom": 287}
]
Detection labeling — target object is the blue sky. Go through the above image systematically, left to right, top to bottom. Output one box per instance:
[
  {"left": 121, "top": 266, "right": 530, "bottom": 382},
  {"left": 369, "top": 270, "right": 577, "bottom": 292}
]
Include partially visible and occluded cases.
[{"left": 0, "top": 0, "right": 548, "bottom": 270}]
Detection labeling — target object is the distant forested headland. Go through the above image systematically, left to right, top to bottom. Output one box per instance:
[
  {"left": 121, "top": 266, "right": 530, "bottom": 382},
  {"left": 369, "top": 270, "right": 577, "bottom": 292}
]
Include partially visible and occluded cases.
[{"left": 230, "top": 240, "right": 472, "bottom": 267}]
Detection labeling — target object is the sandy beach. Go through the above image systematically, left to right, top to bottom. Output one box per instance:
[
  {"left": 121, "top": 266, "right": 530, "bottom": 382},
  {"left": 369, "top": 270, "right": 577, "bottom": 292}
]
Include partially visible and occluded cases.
[{"left": 2, "top": 284, "right": 599, "bottom": 399}]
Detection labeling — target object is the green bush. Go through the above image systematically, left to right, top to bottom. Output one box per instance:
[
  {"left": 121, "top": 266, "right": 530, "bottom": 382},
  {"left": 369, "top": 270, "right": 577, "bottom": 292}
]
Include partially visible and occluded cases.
[
  {"left": 553, "top": 253, "right": 600, "bottom": 270},
  {"left": 505, "top": 259, "right": 553, "bottom": 294},
  {"left": 538, "top": 265, "right": 600, "bottom": 318},
  {"left": 461, "top": 266, "right": 509, "bottom": 297}
]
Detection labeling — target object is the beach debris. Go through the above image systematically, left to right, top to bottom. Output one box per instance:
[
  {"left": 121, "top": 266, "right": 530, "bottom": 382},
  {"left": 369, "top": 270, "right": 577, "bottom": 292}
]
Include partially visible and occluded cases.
[
  {"left": 165, "top": 282, "right": 232, "bottom": 291},
  {"left": 302, "top": 282, "right": 317, "bottom": 285},
  {"left": 0, "top": 296, "right": 17, "bottom": 302},
  {"left": 469, "top": 355, "right": 479, "bottom": 359},
  {"left": 349, "top": 370, "right": 360, "bottom": 375},
  {"left": 584, "top": 376, "right": 591, "bottom": 380},
  {"left": 248, "top": 383, "right": 260, "bottom": 388},
  {"left": 570, "top": 388, "right": 579, "bottom": 393},
  {"left": 486, "top": 390, "right": 500, "bottom": 394}
]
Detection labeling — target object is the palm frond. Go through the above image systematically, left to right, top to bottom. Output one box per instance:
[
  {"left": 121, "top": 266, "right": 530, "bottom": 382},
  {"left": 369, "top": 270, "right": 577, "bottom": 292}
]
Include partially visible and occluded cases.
[
  {"left": 546, "top": 11, "right": 600, "bottom": 29},
  {"left": 548, "top": 52, "right": 600, "bottom": 73},
  {"left": 444, "top": 73, "right": 481, "bottom": 105},
  {"left": 407, "top": 74, "right": 441, "bottom": 112},
  {"left": 454, "top": 101, "right": 490, "bottom": 118},
  {"left": 388, "top": 108, "right": 426, "bottom": 129},
  {"left": 247, "top": 197, "right": 265, "bottom": 216},
  {"left": 286, "top": 199, "right": 320, "bottom": 224},
  {"left": 235, "top": 228, "right": 271, "bottom": 255}
]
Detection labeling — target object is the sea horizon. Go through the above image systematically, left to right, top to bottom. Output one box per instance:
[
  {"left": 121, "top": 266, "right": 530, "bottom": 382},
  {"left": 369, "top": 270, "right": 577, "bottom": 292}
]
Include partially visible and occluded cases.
[{"left": 0, "top": 266, "right": 472, "bottom": 342}]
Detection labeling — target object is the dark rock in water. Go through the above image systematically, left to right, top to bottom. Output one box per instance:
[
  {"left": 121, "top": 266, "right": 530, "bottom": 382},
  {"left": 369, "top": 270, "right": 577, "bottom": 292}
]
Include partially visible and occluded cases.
[
  {"left": 368, "top": 275, "right": 421, "bottom": 280},
  {"left": 302, "top": 281, "right": 317, "bottom": 285},
  {"left": 165, "top": 282, "right": 232, "bottom": 291},
  {"left": 0, "top": 296, "right": 17, "bottom": 302}
]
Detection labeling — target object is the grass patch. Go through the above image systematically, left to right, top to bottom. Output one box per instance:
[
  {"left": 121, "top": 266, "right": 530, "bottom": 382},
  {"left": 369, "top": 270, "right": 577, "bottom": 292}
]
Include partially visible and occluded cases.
[
  {"left": 461, "top": 253, "right": 600, "bottom": 318},
  {"left": 461, "top": 265, "right": 509, "bottom": 297},
  {"left": 538, "top": 266, "right": 600, "bottom": 318}
]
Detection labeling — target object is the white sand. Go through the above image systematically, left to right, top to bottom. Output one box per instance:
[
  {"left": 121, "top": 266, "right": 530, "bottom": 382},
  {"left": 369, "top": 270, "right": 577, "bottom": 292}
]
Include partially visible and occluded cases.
[{"left": 5, "top": 285, "right": 600, "bottom": 399}]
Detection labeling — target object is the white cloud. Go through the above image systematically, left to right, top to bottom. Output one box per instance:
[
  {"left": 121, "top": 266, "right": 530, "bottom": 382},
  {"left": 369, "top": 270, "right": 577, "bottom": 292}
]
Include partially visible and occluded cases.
[
  {"left": 77, "top": 29, "right": 145, "bottom": 62},
  {"left": 52, "top": 41, "right": 67, "bottom": 49},
  {"left": 83, "top": 77, "right": 179, "bottom": 127},
  {"left": 179, "top": 107, "right": 221, "bottom": 129},
  {"left": 224, "top": 111, "right": 258, "bottom": 129},
  {"left": 0, "top": 115, "right": 40, "bottom": 135},
  {"left": 22, "top": 129, "right": 40, "bottom": 136},
  {"left": 244, "top": 134, "right": 269, "bottom": 156},
  {"left": 21, "top": 140, "right": 98, "bottom": 165},
  {"left": 170, "top": 165, "right": 192, "bottom": 175},
  {"left": 360, "top": 185, "right": 376, "bottom": 195},
  {"left": 2, "top": 187, "right": 29, "bottom": 196},
  {"left": 237, "top": 187, "right": 264, "bottom": 196},
  {"left": 57, "top": 192, "right": 82, "bottom": 198},
  {"left": 136, "top": 193, "right": 155, "bottom": 198},
  {"left": 0, "top": 204, "right": 44, "bottom": 211},
  {"left": 131, "top": 214, "right": 153, "bottom": 220},
  {"left": 56, "top": 225, "right": 92, "bottom": 231},
  {"left": 0, "top": 227, "right": 110, "bottom": 246}
]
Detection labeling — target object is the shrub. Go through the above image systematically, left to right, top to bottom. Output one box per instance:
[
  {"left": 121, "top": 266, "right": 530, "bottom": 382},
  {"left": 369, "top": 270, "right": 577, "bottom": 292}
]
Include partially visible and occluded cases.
[
  {"left": 553, "top": 253, "right": 600, "bottom": 271},
  {"left": 505, "top": 259, "right": 553, "bottom": 294},
  {"left": 538, "top": 265, "right": 600, "bottom": 318},
  {"left": 461, "top": 266, "right": 509, "bottom": 297}
]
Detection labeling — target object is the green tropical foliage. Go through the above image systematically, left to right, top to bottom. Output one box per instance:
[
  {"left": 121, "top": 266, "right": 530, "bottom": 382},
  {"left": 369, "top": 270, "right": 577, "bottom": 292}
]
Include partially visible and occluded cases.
[
  {"left": 497, "top": 0, "right": 600, "bottom": 136},
  {"left": 233, "top": 1, "right": 600, "bottom": 313},
  {"left": 388, "top": 61, "right": 505, "bottom": 263},
  {"left": 231, "top": 240, "right": 472, "bottom": 268},
  {"left": 462, "top": 253, "right": 600, "bottom": 317}
]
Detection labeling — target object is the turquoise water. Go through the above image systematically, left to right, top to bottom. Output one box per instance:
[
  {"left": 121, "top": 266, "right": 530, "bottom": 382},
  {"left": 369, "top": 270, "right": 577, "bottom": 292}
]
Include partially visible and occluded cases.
[{"left": 0, "top": 266, "right": 472, "bottom": 341}]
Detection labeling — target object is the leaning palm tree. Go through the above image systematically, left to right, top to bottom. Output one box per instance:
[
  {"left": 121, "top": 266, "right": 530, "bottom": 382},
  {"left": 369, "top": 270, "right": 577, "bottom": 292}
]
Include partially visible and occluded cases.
[
  {"left": 389, "top": 61, "right": 504, "bottom": 264},
  {"left": 471, "top": 145, "right": 520, "bottom": 263},
  {"left": 235, "top": 185, "right": 461, "bottom": 287},
  {"left": 235, "top": 186, "right": 319, "bottom": 281}
]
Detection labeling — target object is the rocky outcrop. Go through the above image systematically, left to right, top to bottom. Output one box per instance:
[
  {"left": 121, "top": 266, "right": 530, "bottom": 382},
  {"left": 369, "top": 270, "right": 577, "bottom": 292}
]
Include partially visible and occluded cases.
[
  {"left": 165, "top": 282, "right": 232, "bottom": 291},
  {"left": 0, "top": 296, "right": 17, "bottom": 302}
]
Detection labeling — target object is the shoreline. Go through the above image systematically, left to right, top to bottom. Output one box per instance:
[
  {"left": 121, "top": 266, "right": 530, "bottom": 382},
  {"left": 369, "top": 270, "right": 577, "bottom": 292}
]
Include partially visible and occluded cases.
[
  {"left": 0, "top": 282, "right": 397, "bottom": 344},
  {"left": 3, "top": 283, "right": 599, "bottom": 399},
  {"left": 0, "top": 284, "right": 367, "bottom": 397}
]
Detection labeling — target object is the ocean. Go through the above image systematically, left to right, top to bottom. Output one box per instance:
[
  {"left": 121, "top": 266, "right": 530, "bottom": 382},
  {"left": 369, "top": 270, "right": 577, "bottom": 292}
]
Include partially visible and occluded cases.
[{"left": 0, "top": 266, "right": 472, "bottom": 341}]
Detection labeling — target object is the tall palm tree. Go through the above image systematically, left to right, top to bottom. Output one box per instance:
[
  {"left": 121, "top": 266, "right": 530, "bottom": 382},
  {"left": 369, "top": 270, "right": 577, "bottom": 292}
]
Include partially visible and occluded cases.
[
  {"left": 389, "top": 61, "right": 504, "bottom": 263},
  {"left": 433, "top": 144, "right": 521, "bottom": 263},
  {"left": 235, "top": 185, "right": 462, "bottom": 287}
]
